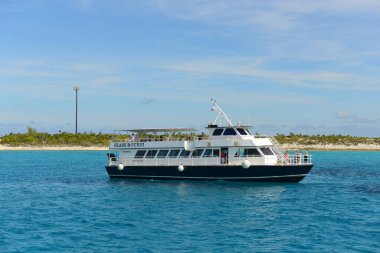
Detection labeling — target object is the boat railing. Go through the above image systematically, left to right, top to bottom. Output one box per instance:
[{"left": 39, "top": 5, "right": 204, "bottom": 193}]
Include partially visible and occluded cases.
[
  {"left": 112, "top": 133, "right": 286, "bottom": 143},
  {"left": 111, "top": 135, "right": 274, "bottom": 143},
  {"left": 112, "top": 136, "right": 210, "bottom": 142},
  {"left": 267, "top": 136, "right": 287, "bottom": 163},
  {"left": 230, "top": 154, "right": 312, "bottom": 165},
  {"left": 280, "top": 154, "right": 312, "bottom": 165}
]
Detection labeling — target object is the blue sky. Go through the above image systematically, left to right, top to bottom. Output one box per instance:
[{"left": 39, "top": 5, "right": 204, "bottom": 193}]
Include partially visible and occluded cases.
[{"left": 1, "top": 0, "right": 380, "bottom": 136}]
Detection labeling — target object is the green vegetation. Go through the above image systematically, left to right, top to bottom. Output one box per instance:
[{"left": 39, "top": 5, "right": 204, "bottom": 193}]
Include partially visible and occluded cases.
[
  {"left": 0, "top": 127, "right": 208, "bottom": 147},
  {"left": 1, "top": 127, "right": 122, "bottom": 147},
  {"left": 0, "top": 128, "right": 379, "bottom": 147},
  {"left": 275, "top": 133, "right": 380, "bottom": 146}
]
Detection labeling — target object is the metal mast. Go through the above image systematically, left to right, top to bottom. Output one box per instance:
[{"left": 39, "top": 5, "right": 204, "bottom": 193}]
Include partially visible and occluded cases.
[
  {"left": 73, "top": 85, "right": 80, "bottom": 134},
  {"left": 211, "top": 98, "right": 234, "bottom": 127}
]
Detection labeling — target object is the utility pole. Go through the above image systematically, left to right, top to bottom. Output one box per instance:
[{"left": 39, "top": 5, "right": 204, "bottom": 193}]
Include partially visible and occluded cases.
[{"left": 73, "top": 85, "right": 80, "bottom": 134}]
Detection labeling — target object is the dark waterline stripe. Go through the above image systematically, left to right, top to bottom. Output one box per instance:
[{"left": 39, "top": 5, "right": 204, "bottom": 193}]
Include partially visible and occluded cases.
[{"left": 108, "top": 174, "right": 307, "bottom": 179}]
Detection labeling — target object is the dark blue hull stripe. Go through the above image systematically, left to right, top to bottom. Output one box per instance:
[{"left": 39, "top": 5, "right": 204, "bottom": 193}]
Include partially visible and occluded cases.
[{"left": 108, "top": 174, "right": 307, "bottom": 180}]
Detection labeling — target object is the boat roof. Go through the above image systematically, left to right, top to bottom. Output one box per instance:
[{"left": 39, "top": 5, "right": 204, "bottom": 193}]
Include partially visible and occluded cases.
[
  {"left": 206, "top": 124, "right": 253, "bottom": 129},
  {"left": 117, "top": 128, "right": 197, "bottom": 133}
]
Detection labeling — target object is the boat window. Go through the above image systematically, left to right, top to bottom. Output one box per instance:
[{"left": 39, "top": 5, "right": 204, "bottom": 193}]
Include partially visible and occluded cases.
[
  {"left": 212, "top": 128, "right": 224, "bottom": 136},
  {"left": 223, "top": 128, "right": 237, "bottom": 136},
  {"left": 236, "top": 128, "right": 247, "bottom": 135},
  {"left": 245, "top": 129, "right": 251, "bottom": 135},
  {"left": 260, "top": 147, "right": 275, "bottom": 155},
  {"left": 234, "top": 148, "right": 244, "bottom": 157},
  {"left": 243, "top": 148, "right": 261, "bottom": 157},
  {"left": 168, "top": 149, "right": 180, "bottom": 158},
  {"left": 192, "top": 149, "right": 204, "bottom": 157},
  {"left": 202, "top": 149, "right": 212, "bottom": 157},
  {"left": 213, "top": 149, "right": 220, "bottom": 157},
  {"left": 134, "top": 150, "right": 147, "bottom": 158},
  {"left": 146, "top": 150, "right": 158, "bottom": 158},
  {"left": 157, "top": 150, "right": 169, "bottom": 158},
  {"left": 179, "top": 150, "right": 191, "bottom": 158},
  {"left": 107, "top": 153, "right": 117, "bottom": 161},
  {"left": 107, "top": 153, "right": 116, "bottom": 158}
]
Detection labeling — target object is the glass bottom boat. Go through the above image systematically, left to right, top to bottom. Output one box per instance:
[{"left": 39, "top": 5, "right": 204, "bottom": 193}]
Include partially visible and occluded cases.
[{"left": 105, "top": 99, "right": 313, "bottom": 183}]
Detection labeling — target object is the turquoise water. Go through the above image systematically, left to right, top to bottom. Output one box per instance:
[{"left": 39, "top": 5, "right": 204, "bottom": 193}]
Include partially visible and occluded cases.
[{"left": 0, "top": 151, "right": 379, "bottom": 252}]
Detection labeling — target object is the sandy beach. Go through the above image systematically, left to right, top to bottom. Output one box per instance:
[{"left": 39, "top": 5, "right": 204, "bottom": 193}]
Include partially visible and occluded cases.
[
  {"left": 1, "top": 143, "right": 380, "bottom": 151},
  {"left": 282, "top": 143, "right": 380, "bottom": 151}
]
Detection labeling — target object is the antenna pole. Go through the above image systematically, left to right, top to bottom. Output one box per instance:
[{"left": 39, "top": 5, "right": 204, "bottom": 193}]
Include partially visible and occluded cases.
[
  {"left": 73, "top": 85, "right": 80, "bottom": 134},
  {"left": 210, "top": 98, "right": 233, "bottom": 126}
]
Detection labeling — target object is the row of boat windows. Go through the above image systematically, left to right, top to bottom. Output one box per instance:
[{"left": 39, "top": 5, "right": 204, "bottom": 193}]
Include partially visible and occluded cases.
[
  {"left": 212, "top": 128, "right": 251, "bottom": 136},
  {"left": 134, "top": 147, "right": 274, "bottom": 159},
  {"left": 135, "top": 149, "right": 220, "bottom": 159}
]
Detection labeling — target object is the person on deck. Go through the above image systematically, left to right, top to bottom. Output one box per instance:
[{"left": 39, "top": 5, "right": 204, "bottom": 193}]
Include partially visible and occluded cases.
[
  {"left": 304, "top": 150, "right": 309, "bottom": 163},
  {"left": 221, "top": 151, "right": 226, "bottom": 164},
  {"left": 284, "top": 151, "right": 289, "bottom": 164},
  {"left": 298, "top": 151, "right": 303, "bottom": 164}
]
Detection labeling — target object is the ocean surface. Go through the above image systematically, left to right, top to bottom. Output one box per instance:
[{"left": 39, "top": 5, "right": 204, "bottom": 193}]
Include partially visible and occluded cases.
[{"left": 0, "top": 151, "right": 379, "bottom": 252}]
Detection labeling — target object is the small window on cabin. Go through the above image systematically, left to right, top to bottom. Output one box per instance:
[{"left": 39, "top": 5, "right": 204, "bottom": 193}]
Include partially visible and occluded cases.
[
  {"left": 212, "top": 128, "right": 224, "bottom": 136},
  {"left": 223, "top": 128, "right": 237, "bottom": 136},
  {"left": 237, "top": 128, "right": 247, "bottom": 135},
  {"left": 245, "top": 129, "right": 251, "bottom": 135},
  {"left": 260, "top": 147, "right": 275, "bottom": 155},
  {"left": 243, "top": 148, "right": 261, "bottom": 157},
  {"left": 168, "top": 149, "right": 180, "bottom": 158},
  {"left": 192, "top": 149, "right": 204, "bottom": 157},
  {"left": 203, "top": 149, "right": 212, "bottom": 157},
  {"left": 213, "top": 149, "right": 220, "bottom": 157},
  {"left": 234, "top": 149, "right": 244, "bottom": 157},
  {"left": 134, "top": 150, "right": 147, "bottom": 158},
  {"left": 146, "top": 150, "right": 158, "bottom": 158},
  {"left": 157, "top": 150, "right": 169, "bottom": 158},
  {"left": 179, "top": 150, "right": 191, "bottom": 158},
  {"left": 107, "top": 153, "right": 117, "bottom": 161}
]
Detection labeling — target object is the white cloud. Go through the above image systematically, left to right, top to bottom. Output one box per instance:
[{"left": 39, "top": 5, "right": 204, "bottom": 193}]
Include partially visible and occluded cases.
[
  {"left": 65, "top": 0, "right": 297, "bottom": 31},
  {"left": 67, "top": 0, "right": 95, "bottom": 11},
  {"left": 71, "top": 0, "right": 380, "bottom": 31},
  {"left": 151, "top": 0, "right": 297, "bottom": 31},
  {"left": 274, "top": 0, "right": 380, "bottom": 14},
  {"left": 163, "top": 58, "right": 380, "bottom": 91},
  {"left": 336, "top": 111, "right": 380, "bottom": 124},
  {"left": 336, "top": 111, "right": 353, "bottom": 119}
]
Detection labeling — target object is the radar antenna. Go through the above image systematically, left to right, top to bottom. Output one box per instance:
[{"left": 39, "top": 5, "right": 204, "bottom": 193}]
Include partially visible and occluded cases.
[{"left": 211, "top": 98, "right": 234, "bottom": 127}]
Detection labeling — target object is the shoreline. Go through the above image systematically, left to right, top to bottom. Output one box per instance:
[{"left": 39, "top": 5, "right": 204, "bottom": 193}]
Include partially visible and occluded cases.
[
  {"left": 282, "top": 143, "right": 380, "bottom": 151},
  {"left": 1, "top": 144, "right": 380, "bottom": 151}
]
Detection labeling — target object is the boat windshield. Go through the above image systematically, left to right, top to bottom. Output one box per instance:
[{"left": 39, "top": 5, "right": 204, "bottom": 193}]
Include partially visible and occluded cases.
[
  {"left": 223, "top": 128, "right": 237, "bottom": 136},
  {"left": 236, "top": 128, "right": 248, "bottom": 135}
]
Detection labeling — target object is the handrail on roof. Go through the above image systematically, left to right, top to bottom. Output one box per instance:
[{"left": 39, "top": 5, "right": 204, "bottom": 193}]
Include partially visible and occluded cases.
[
  {"left": 206, "top": 125, "right": 253, "bottom": 129},
  {"left": 116, "top": 128, "right": 197, "bottom": 133}
]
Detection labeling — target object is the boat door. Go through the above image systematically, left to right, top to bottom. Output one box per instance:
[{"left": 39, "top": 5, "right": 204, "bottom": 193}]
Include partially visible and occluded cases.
[{"left": 221, "top": 147, "right": 228, "bottom": 164}]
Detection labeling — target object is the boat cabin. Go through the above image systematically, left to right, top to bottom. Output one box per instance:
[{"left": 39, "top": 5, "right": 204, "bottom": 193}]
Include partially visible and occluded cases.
[
  {"left": 107, "top": 99, "right": 312, "bottom": 168},
  {"left": 108, "top": 125, "right": 282, "bottom": 168}
]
